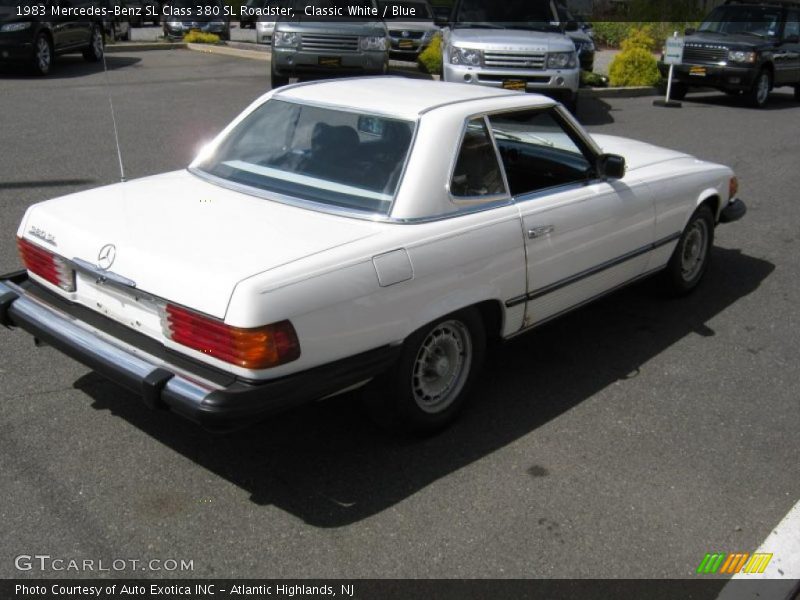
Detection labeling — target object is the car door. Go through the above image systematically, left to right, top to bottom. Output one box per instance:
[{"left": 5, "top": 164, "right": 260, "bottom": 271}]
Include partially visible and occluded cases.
[
  {"left": 778, "top": 9, "right": 800, "bottom": 84},
  {"left": 486, "top": 107, "right": 656, "bottom": 326}
]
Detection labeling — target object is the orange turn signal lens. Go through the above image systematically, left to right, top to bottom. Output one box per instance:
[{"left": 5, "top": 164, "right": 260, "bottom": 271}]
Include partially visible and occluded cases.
[
  {"left": 729, "top": 176, "right": 739, "bottom": 200},
  {"left": 164, "top": 304, "right": 300, "bottom": 370}
]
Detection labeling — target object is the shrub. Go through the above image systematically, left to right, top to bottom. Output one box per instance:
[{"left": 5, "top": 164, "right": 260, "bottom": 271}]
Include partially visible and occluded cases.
[
  {"left": 592, "top": 22, "right": 633, "bottom": 49},
  {"left": 620, "top": 25, "right": 657, "bottom": 53},
  {"left": 608, "top": 27, "right": 661, "bottom": 87},
  {"left": 183, "top": 31, "right": 221, "bottom": 44},
  {"left": 417, "top": 33, "right": 442, "bottom": 75}
]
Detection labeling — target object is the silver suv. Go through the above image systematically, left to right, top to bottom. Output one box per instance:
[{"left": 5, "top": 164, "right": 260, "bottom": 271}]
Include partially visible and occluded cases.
[
  {"left": 270, "top": 0, "right": 389, "bottom": 87},
  {"left": 442, "top": 0, "right": 580, "bottom": 111}
]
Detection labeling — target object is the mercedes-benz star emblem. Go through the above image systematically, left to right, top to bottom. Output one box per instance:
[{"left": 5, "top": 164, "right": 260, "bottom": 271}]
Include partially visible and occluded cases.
[{"left": 97, "top": 244, "right": 116, "bottom": 271}]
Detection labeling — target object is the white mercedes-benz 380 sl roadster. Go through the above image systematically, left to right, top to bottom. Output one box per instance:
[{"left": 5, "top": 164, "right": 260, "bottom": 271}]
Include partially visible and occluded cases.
[{"left": 0, "top": 77, "right": 746, "bottom": 432}]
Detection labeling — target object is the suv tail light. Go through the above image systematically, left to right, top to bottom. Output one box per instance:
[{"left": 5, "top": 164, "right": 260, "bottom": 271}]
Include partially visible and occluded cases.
[
  {"left": 17, "top": 236, "right": 76, "bottom": 292},
  {"left": 163, "top": 304, "right": 300, "bottom": 370}
]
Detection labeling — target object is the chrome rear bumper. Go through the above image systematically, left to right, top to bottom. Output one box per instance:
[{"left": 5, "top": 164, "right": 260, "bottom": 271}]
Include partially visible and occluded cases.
[{"left": 0, "top": 272, "right": 400, "bottom": 431}]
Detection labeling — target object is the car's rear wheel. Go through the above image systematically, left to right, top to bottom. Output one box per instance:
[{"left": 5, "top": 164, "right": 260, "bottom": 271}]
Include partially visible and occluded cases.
[
  {"left": 82, "top": 25, "right": 104, "bottom": 62},
  {"left": 31, "top": 32, "right": 53, "bottom": 75},
  {"left": 747, "top": 69, "right": 771, "bottom": 108},
  {"left": 661, "top": 205, "right": 714, "bottom": 295},
  {"left": 363, "top": 308, "right": 485, "bottom": 434}
]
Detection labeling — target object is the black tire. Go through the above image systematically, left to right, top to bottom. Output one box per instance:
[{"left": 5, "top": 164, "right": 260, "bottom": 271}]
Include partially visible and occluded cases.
[
  {"left": 82, "top": 25, "right": 104, "bottom": 62},
  {"left": 31, "top": 31, "right": 53, "bottom": 75},
  {"left": 270, "top": 65, "right": 290, "bottom": 88},
  {"left": 746, "top": 69, "right": 771, "bottom": 108},
  {"left": 670, "top": 82, "right": 688, "bottom": 100},
  {"left": 795, "top": 85, "right": 800, "bottom": 102},
  {"left": 661, "top": 205, "right": 715, "bottom": 296},
  {"left": 362, "top": 308, "right": 486, "bottom": 434}
]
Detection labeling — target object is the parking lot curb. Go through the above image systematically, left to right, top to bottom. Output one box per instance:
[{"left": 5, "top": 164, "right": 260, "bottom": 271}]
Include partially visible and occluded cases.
[
  {"left": 105, "top": 43, "right": 187, "bottom": 53},
  {"left": 186, "top": 43, "right": 270, "bottom": 62},
  {"left": 579, "top": 86, "right": 659, "bottom": 98}
]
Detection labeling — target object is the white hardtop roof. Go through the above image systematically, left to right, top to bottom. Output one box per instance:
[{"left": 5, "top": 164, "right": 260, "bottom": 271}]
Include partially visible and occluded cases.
[{"left": 273, "top": 77, "right": 556, "bottom": 120}]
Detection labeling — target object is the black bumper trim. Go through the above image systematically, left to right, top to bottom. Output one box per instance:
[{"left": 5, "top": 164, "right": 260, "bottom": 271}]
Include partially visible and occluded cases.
[
  {"left": 719, "top": 198, "right": 747, "bottom": 224},
  {"left": 0, "top": 271, "right": 401, "bottom": 432}
]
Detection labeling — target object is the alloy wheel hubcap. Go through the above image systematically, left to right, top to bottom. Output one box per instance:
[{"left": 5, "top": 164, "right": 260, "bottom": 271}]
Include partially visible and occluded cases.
[
  {"left": 93, "top": 28, "right": 103, "bottom": 56},
  {"left": 37, "top": 38, "right": 50, "bottom": 71},
  {"left": 757, "top": 74, "right": 769, "bottom": 104},
  {"left": 681, "top": 220, "right": 708, "bottom": 281},
  {"left": 412, "top": 320, "right": 472, "bottom": 414}
]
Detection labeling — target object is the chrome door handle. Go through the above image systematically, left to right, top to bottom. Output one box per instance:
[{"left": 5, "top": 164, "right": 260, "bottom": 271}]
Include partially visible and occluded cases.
[{"left": 527, "top": 225, "right": 554, "bottom": 239}]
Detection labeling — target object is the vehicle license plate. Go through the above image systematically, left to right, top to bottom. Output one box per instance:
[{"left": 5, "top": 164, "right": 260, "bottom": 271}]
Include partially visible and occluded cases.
[
  {"left": 398, "top": 39, "right": 414, "bottom": 49},
  {"left": 318, "top": 56, "right": 342, "bottom": 67},
  {"left": 689, "top": 66, "right": 707, "bottom": 77},
  {"left": 502, "top": 79, "right": 526, "bottom": 91}
]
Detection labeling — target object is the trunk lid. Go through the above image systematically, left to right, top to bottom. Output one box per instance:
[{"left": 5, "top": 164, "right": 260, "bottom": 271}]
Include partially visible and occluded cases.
[{"left": 21, "top": 170, "right": 382, "bottom": 318}]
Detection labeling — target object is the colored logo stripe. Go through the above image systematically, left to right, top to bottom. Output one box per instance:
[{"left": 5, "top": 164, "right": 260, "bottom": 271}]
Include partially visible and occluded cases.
[{"left": 696, "top": 552, "right": 773, "bottom": 574}]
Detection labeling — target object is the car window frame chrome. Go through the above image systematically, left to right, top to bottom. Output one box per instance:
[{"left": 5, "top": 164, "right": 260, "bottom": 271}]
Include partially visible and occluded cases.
[{"left": 446, "top": 115, "right": 512, "bottom": 207}]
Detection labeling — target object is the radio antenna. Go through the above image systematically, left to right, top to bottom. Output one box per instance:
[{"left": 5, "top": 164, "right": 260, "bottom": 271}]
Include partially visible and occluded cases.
[{"left": 101, "top": 46, "right": 126, "bottom": 183}]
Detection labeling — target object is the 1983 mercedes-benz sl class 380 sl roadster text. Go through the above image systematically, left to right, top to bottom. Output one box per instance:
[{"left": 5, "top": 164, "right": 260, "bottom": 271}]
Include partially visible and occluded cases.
[{"left": 0, "top": 78, "right": 747, "bottom": 433}]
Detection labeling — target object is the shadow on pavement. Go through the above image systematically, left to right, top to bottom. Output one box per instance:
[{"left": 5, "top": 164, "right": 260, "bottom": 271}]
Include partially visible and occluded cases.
[
  {"left": 0, "top": 55, "right": 141, "bottom": 79},
  {"left": 682, "top": 89, "right": 799, "bottom": 111},
  {"left": 576, "top": 96, "right": 615, "bottom": 126},
  {"left": 74, "top": 246, "right": 774, "bottom": 527}
]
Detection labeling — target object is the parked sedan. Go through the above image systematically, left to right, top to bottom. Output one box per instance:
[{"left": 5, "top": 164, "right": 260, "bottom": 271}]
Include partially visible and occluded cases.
[
  {"left": 162, "top": 0, "right": 230, "bottom": 40},
  {"left": 378, "top": 0, "right": 439, "bottom": 60},
  {"left": 0, "top": 78, "right": 746, "bottom": 434}
]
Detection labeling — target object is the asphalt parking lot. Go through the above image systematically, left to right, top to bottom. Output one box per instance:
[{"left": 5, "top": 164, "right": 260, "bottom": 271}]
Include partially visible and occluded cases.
[{"left": 1, "top": 49, "right": 799, "bottom": 580}]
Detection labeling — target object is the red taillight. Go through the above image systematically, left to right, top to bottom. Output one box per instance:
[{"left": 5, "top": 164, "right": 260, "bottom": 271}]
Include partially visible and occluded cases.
[
  {"left": 17, "top": 236, "right": 75, "bottom": 292},
  {"left": 164, "top": 304, "right": 300, "bottom": 370}
]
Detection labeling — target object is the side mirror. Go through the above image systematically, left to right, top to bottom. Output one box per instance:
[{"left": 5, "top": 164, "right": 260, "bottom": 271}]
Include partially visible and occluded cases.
[
  {"left": 565, "top": 20, "right": 579, "bottom": 32},
  {"left": 685, "top": 27, "right": 696, "bottom": 36},
  {"left": 597, "top": 153, "right": 626, "bottom": 180}
]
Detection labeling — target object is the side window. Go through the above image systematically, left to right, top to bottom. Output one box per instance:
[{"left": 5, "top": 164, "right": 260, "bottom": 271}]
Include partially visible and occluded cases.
[
  {"left": 785, "top": 11, "right": 799, "bottom": 39},
  {"left": 488, "top": 109, "right": 592, "bottom": 197},
  {"left": 450, "top": 118, "right": 506, "bottom": 199}
]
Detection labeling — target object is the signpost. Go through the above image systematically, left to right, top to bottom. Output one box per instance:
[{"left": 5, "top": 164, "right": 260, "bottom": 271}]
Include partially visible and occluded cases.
[{"left": 654, "top": 32, "right": 684, "bottom": 108}]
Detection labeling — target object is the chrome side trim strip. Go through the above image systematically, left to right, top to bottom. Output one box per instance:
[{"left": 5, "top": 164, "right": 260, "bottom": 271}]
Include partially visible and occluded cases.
[{"left": 505, "top": 232, "right": 681, "bottom": 308}]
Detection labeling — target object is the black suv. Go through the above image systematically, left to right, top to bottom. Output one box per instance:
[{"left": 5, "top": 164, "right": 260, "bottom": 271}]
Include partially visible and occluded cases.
[
  {"left": 0, "top": 0, "right": 105, "bottom": 75},
  {"left": 660, "top": 0, "right": 800, "bottom": 107}
]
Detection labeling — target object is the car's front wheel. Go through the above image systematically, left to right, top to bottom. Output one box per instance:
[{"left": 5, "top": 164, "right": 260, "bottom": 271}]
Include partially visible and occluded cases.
[
  {"left": 82, "top": 25, "right": 104, "bottom": 62},
  {"left": 31, "top": 32, "right": 53, "bottom": 75},
  {"left": 270, "top": 65, "right": 290, "bottom": 88},
  {"left": 747, "top": 69, "right": 771, "bottom": 108},
  {"left": 670, "top": 82, "right": 688, "bottom": 100},
  {"left": 662, "top": 205, "right": 715, "bottom": 295},
  {"left": 364, "top": 308, "right": 485, "bottom": 434}
]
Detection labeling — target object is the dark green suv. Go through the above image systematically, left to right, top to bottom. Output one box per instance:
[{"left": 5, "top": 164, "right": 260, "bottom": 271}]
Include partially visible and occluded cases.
[{"left": 659, "top": 0, "right": 800, "bottom": 108}]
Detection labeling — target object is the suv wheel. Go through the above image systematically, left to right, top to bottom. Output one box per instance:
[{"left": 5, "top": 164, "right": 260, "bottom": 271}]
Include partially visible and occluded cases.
[
  {"left": 82, "top": 25, "right": 104, "bottom": 62},
  {"left": 31, "top": 32, "right": 53, "bottom": 75},
  {"left": 270, "top": 65, "right": 290, "bottom": 88},
  {"left": 747, "top": 69, "right": 771, "bottom": 108},
  {"left": 670, "top": 82, "right": 688, "bottom": 100},
  {"left": 795, "top": 85, "right": 800, "bottom": 102}
]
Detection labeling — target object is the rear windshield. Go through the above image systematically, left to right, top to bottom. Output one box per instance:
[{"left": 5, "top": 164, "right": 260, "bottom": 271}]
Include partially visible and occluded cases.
[{"left": 196, "top": 100, "right": 415, "bottom": 215}]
